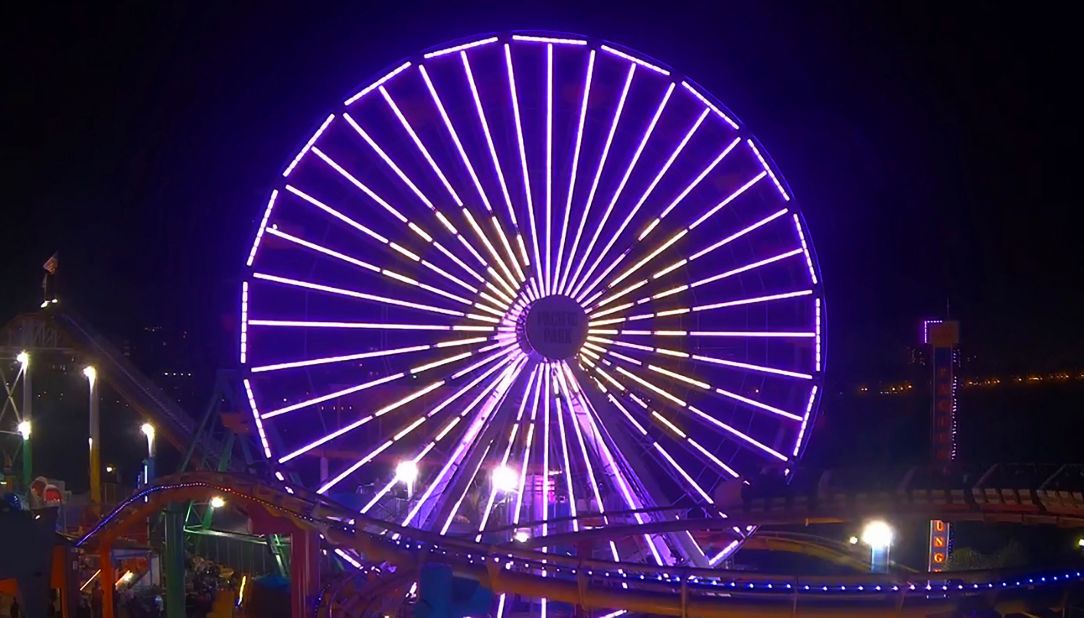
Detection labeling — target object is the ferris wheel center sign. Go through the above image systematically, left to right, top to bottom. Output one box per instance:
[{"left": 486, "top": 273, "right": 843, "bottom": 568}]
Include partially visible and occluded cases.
[{"left": 523, "top": 295, "right": 588, "bottom": 360}]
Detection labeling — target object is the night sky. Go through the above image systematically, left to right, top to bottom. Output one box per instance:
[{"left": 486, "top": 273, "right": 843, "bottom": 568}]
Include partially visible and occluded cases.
[{"left": 6, "top": 2, "right": 1080, "bottom": 376}]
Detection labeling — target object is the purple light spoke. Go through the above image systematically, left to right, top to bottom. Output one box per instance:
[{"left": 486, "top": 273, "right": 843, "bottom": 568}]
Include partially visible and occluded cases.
[
  {"left": 504, "top": 43, "right": 546, "bottom": 291},
  {"left": 545, "top": 44, "right": 554, "bottom": 294},
  {"left": 554, "top": 50, "right": 595, "bottom": 295},
  {"left": 462, "top": 52, "right": 518, "bottom": 227},
  {"left": 345, "top": 62, "right": 411, "bottom": 105},
  {"left": 560, "top": 64, "right": 636, "bottom": 295},
  {"left": 418, "top": 65, "right": 493, "bottom": 213},
  {"left": 567, "top": 83, "right": 675, "bottom": 298},
  {"left": 379, "top": 87, "right": 464, "bottom": 206},
  {"left": 571, "top": 108, "right": 709, "bottom": 303},
  {"left": 343, "top": 112, "right": 435, "bottom": 209},
  {"left": 283, "top": 114, "right": 335, "bottom": 177},
  {"left": 642, "top": 137, "right": 742, "bottom": 240},
  {"left": 687, "top": 169, "right": 767, "bottom": 230},
  {"left": 246, "top": 190, "right": 279, "bottom": 266},
  {"left": 461, "top": 208, "right": 520, "bottom": 294},
  {"left": 687, "top": 209, "right": 789, "bottom": 263},
  {"left": 265, "top": 227, "right": 483, "bottom": 308},
  {"left": 599, "top": 229, "right": 686, "bottom": 299},
  {"left": 689, "top": 249, "right": 804, "bottom": 290},
  {"left": 252, "top": 272, "right": 466, "bottom": 318},
  {"left": 692, "top": 289, "right": 814, "bottom": 314},
  {"left": 815, "top": 298, "right": 823, "bottom": 371},
  {"left": 247, "top": 319, "right": 492, "bottom": 332},
  {"left": 252, "top": 342, "right": 434, "bottom": 373},
  {"left": 292, "top": 350, "right": 518, "bottom": 472},
  {"left": 584, "top": 351, "right": 789, "bottom": 461},
  {"left": 361, "top": 354, "right": 519, "bottom": 515},
  {"left": 403, "top": 357, "right": 526, "bottom": 527},
  {"left": 541, "top": 365, "right": 552, "bottom": 542},
  {"left": 554, "top": 365, "right": 579, "bottom": 532},
  {"left": 476, "top": 366, "right": 540, "bottom": 541},
  {"left": 512, "top": 367, "right": 543, "bottom": 528},
  {"left": 552, "top": 367, "right": 622, "bottom": 563},
  {"left": 569, "top": 371, "right": 665, "bottom": 565},
  {"left": 276, "top": 379, "right": 442, "bottom": 461},
  {"left": 438, "top": 440, "right": 494, "bottom": 534}
]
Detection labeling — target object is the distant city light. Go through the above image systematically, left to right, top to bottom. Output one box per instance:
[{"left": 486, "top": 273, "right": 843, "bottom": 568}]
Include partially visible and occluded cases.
[
  {"left": 16, "top": 350, "right": 29, "bottom": 366},
  {"left": 17, "top": 420, "right": 31, "bottom": 440},
  {"left": 491, "top": 464, "right": 519, "bottom": 493},
  {"left": 106, "top": 466, "right": 115, "bottom": 473},
  {"left": 209, "top": 496, "right": 226, "bottom": 509},
  {"left": 861, "top": 520, "right": 894, "bottom": 550},
  {"left": 848, "top": 536, "right": 859, "bottom": 545},
  {"left": 1077, "top": 538, "right": 1084, "bottom": 549}
]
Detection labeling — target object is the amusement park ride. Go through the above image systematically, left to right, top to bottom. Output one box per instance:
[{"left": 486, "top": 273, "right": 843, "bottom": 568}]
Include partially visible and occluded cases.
[{"left": 2, "top": 31, "right": 1082, "bottom": 617}]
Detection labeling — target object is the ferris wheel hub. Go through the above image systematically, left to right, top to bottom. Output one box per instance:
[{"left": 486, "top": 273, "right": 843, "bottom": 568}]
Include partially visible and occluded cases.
[{"left": 518, "top": 295, "right": 588, "bottom": 360}]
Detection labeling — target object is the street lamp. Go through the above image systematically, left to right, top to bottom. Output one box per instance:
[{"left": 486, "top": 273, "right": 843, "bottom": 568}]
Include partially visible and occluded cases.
[
  {"left": 17, "top": 351, "right": 31, "bottom": 490},
  {"left": 84, "top": 365, "right": 101, "bottom": 507},
  {"left": 141, "top": 423, "right": 156, "bottom": 484},
  {"left": 395, "top": 460, "right": 419, "bottom": 499},
  {"left": 491, "top": 464, "right": 519, "bottom": 493},
  {"left": 209, "top": 496, "right": 226, "bottom": 509},
  {"left": 861, "top": 520, "right": 894, "bottom": 573},
  {"left": 513, "top": 530, "right": 530, "bottom": 543}
]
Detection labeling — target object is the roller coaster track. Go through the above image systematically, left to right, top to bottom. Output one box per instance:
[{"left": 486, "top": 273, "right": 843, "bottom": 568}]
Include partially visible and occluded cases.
[{"left": 78, "top": 471, "right": 1084, "bottom": 617}]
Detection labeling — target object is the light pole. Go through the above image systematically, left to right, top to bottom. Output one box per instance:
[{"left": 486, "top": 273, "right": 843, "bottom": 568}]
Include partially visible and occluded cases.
[
  {"left": 17, "top": 351, "right": 31, "bottom": 491},
  {"left": 84, "top": 365, "right": 101, "bottom": 508},
  {"left": 141, "top": 423, "right": 156, "bottom": 484},
  {"left": 395, "top": 460, "right": 419, "bottom": 500},
  {"left": 861, "top": 520, "right": 894, "bottom": 573}
]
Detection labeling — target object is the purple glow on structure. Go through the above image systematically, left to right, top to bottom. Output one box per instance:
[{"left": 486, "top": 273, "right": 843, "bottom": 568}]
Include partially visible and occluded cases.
[
  {"left": 243, "top": 34, "right": 825, "bottom": 573},
  {"left": 512, "top": 34, "right": 587, "bottom": 45},
  {"left": 424, "top": 36, "right": 499, "bottom": 59},
  {"left": 504, "top": 43, "right": 545, "bottom": 288},
  {"left": 600, "top": 44, "right": 670, "bottom": 75},
  {"left": 555, "top": 49, "right": 595, "bottom": 294},
  {"left": 462, "top": 52, "right": 517, "bottom": 226},
  {"left": 344, "top": 62, "right": 411, "bottom": 105},
  {"left": 562, "top": 63, "right": 635, "bottom": 294},
  {"left": 680, "top": 81, "right": 739, "bottom": 130},
  {"left": 282, "top": 115, "right": 334, "bottom": 177},
  {"left": 747, "top": 139, "right": 791, "bottom": 201},
  {"left": 246, "top": 190, "right": 279, "bottom": 266},
  {"left": 792, "top": 214, "right": 818, "bottom": 285},
  {"left": 240, "top": 282, "right": 249, "bottom": 364},
  {"left": 242, "top": 379, "right": 272, "bottom": 458},
  {"left": 792, "top": 386, "right": 819, "bottom": 458}
]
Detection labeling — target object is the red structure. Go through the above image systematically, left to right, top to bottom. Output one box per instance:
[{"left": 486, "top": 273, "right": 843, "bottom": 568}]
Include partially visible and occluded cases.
[{"left": 923, "top": 319, "right": 960, "bottom": 572}]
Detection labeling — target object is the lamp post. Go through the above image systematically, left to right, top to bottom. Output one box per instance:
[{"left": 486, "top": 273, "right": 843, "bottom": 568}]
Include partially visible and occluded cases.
[
  {"left": 17, "top": 351, "right": 31, "bottom": 491},
  {"left": 84, "top": 365, "right": 101, "bottom": 508},
  {"left": 141, "top": 423, "right": 156, "bottom": 485},
  {"left": 395, "top": 460, "right": 419, "bottom": 500},
  {"left": 861, "top": 520, "right": 894, "bottom": 573}
]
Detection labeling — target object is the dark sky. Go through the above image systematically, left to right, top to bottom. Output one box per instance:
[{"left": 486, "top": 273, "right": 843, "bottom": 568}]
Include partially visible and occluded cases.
[{"left": 6, "top": 2, "right": 1081, "bottom": 376}]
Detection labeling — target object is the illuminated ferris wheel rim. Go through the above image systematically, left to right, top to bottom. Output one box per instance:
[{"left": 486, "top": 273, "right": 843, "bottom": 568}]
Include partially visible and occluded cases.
[{"left": 240, "top": 30, "right": 826, "bottom": 569}]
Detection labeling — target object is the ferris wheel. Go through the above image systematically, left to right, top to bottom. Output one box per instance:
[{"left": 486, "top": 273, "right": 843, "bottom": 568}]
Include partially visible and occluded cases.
[{"left": 240, "top": 32, "right": 824, "bottom": 569}]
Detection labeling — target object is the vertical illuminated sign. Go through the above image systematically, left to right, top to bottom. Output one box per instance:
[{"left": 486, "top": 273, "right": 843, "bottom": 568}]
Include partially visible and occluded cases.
[{"left": 923, "top": 319, "right": 959, "bottom": 573}]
